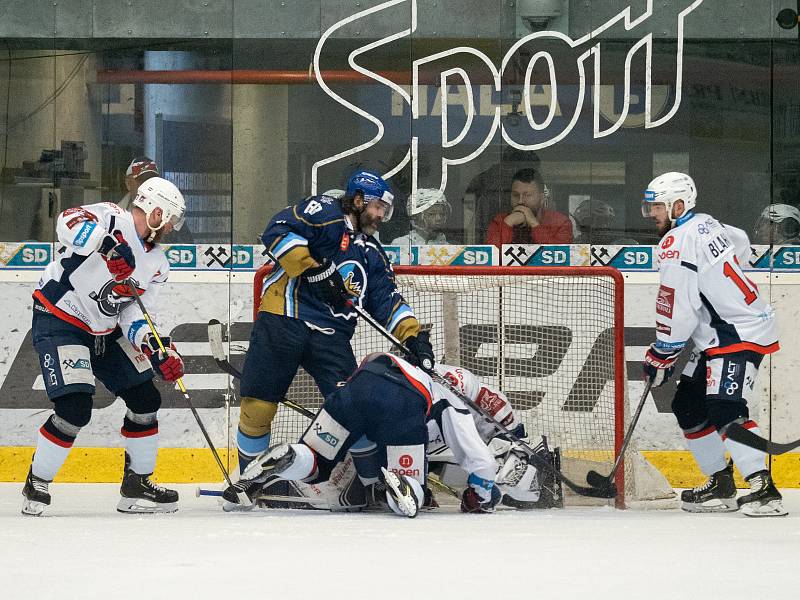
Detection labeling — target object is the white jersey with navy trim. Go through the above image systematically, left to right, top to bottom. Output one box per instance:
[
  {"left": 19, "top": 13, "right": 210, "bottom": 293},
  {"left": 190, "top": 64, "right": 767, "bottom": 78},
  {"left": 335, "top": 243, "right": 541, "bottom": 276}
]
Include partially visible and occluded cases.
[
  {"left": 34, "top": 202, "right": 169, "bottom": 348},
  {"left": 654, "top": 212, "right": 779, "bottom": 356},
  {"left": 426, "top": 363, "right": 519, "bottom": 483}
]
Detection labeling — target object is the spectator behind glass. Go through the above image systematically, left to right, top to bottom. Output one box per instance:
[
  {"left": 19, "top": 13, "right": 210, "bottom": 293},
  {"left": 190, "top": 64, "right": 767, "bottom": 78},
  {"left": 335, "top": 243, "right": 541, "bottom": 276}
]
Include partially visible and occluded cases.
[
  {"left": 119, "top": 157, "right": 160, "bottom": 211},
  {"left": 485, "top": 168, "right": 572, "bottom": 247},
  {"left": 391, "top": 188, "right": 451, "bottom": 246},
  {"left": 753, "top": 204, "right": 800, "bottom": 245}
]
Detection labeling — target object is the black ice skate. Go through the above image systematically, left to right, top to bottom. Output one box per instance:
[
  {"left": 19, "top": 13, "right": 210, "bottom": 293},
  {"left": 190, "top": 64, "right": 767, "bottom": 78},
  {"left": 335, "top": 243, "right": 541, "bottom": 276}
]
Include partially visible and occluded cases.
[
  {"left": 501, "top": 436, "right": 564, "bottom": 510},
  {"left": 222, "top": 444, "right": 296, "bottom": 511},
  {"left": 117, "top": 453, "right": 178, "bottom": 514},
  {"left": 680, "top": 460, "right": 738, "bottom": 513},
  {"left": 21, "top": 466, "right": 51, "bottom": 516},
  {"left": 737, "top": 470, "right": 788, "bottom": 517}
]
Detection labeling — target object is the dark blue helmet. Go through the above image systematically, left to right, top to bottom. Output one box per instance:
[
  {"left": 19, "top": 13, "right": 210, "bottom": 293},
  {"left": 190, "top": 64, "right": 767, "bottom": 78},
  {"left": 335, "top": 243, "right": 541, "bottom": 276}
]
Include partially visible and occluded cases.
[{"left": 346, "top": 170, "right": 395, "bottom": 221}]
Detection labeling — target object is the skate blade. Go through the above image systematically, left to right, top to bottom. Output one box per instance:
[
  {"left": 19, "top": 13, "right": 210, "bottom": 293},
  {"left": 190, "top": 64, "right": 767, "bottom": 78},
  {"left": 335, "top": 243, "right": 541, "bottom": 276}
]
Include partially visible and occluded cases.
[
  {"left": 381, "top": 468, "right": 418, "bottom": 518},
  {"left": 117, "top": 497, "right": 178, "bottom": 514},
  {"left": 680, "top": 498, "right": 739, "bottom": 513},
  {"left": 222, "top": 499, "right": 255, "bottom": 512},
  {"left": 21, "top": 500, "right": 46, "bottom": 516},
  {"left": 741, "top": 500, "right": 789, "bottom": 518}
]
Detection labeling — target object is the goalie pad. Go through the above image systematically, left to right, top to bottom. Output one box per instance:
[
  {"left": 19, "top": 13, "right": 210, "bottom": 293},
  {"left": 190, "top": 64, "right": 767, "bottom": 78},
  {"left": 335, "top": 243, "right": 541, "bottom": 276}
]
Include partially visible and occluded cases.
[
  {"left": 491, "top": 436, "right": 564, "bottom": 510},
  {"left": 254, "top": 454, "right": 367, "bottom": 511}
]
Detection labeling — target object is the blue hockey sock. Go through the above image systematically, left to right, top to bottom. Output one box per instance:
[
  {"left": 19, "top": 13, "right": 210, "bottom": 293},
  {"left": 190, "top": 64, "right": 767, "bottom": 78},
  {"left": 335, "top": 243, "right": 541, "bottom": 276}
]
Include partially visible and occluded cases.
[
  {"left": 237, "top": 427, "right": 270, "bottom": 474},
  {"left": 350, "top": 435, "right": 380, "bottom": 485}
]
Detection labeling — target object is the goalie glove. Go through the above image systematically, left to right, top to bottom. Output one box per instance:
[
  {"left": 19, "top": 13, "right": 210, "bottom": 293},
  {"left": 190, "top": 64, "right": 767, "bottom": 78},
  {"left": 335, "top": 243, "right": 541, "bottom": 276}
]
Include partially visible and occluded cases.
[
  {"left": 99, "top": 232, "right": 136, "bottom": 282},
  {"left": 301, "top": 259, "right": 351, "bottom": 311},
  {"left": 403, "top": 330, "right": 435, "bottom": 372},
  {"left": 141, "top": 333, "right": 184, "bottom": 382},
  {"left": 643, "top": 343, "right": 682, "bottom": 387},
  {"left": 460, "top": 473, "right": 502, "bottom": 514}
]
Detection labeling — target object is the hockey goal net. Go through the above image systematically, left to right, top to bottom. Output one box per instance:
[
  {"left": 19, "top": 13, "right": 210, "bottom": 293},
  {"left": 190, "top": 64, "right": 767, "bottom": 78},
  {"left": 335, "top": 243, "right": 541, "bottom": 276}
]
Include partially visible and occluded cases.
[{"left": 250, "top": 265, "right": 673, "bottom": 508}]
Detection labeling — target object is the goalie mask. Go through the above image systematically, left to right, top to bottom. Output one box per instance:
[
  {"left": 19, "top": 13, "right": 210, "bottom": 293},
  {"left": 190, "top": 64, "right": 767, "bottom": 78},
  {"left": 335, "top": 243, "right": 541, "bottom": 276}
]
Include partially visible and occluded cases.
[
  {"left": 132, "top": 177, "right": 186, "bottom": 242},
  {"left": 753, "top": 203, "right": 800, "bottom": 245}
]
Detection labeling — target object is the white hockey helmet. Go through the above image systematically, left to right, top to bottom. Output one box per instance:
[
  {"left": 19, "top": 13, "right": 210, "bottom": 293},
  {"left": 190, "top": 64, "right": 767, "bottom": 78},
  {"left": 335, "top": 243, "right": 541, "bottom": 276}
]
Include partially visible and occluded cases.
[
  {"left": 641, "top": 172, "right": 697, "bottom": 223},
  {"left": 132, "top": 177, "right": 186, "bottom": 239},
  {"left": 754, "top": 203, "right": 800, "bottom": 244}
]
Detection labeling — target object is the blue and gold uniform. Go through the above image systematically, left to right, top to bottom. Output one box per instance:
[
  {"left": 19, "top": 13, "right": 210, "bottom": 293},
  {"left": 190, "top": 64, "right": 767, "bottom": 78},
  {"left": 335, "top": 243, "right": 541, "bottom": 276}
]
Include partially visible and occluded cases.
[{"left": 237, "top": 192, "right": 421, "bottom": 471}]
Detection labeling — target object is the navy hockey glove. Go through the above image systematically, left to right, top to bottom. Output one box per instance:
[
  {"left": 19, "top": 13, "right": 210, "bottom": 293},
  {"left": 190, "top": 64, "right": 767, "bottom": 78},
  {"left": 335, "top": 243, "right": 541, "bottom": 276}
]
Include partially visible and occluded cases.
[
  {"left": 99, "top": 232, "right": 136, "bottom": 282},
  {"left": 301, "top": 259, "right": 350, "bottom": 311},
  {"left": 403, "top": 331, "right": 434, "bottom": 372},
  {"left": 141, "top": 334, "right": 184, "bottom": 382},
  {"left": 643, "top": 343, "right": 681, "bottom": 387},
  {"left": 460, "top": 473, "right": 502, "bottom": 514}
]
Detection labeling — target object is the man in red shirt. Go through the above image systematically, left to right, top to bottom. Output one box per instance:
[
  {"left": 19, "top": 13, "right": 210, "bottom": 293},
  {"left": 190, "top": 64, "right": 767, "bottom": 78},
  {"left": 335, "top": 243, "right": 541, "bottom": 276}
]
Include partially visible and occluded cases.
[{"left": 485, "top": 168, "right": 572, "bottom": 247}]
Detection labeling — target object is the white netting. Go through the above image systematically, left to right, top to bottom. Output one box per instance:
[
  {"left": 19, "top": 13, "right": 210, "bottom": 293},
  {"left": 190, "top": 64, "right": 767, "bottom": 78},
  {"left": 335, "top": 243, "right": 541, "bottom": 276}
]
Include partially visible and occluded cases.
[{"left": 251, "top": 266, "right": 674, "bottom": 507}]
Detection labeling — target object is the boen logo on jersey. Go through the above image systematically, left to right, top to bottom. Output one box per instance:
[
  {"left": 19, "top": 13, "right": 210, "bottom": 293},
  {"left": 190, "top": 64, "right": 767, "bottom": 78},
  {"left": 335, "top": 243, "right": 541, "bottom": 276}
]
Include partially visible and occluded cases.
[
  {"left": 309, "top": 0, "right": 704, "bottom": 195},
  {"left": 88, "top": 279, "right": 144, "bottom": 317}
]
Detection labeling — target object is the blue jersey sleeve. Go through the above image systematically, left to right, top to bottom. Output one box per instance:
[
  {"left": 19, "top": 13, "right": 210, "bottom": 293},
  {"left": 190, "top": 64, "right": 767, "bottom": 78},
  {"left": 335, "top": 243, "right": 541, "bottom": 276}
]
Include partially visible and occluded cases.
[
  {"left": 262, "top": 196, "right": 347, "bottom": 277},
  {"left": 362, "top": 238, "right": 420, "bottom": 341}
]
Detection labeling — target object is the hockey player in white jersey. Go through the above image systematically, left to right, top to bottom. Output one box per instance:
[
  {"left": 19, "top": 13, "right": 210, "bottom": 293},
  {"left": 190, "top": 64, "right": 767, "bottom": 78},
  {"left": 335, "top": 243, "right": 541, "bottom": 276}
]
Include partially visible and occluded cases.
[
  {"left": 641, "top": 172, "right": 786, "bottom": 517},
  {"left": 21, "top": 177, "right": 187, "bottom": 516},
  {"left": 426, "top": 364, "right": 561, "bottom": 510}
]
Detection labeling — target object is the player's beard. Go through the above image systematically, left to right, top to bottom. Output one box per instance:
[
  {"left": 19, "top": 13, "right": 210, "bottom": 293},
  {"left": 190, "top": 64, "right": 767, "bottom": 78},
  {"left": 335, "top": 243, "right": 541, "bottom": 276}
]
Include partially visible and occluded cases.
[
  {"left": 358, "top": 211, "right": 382, "bottom": 237},
  {"left": 656, "top": 220, "right": 672, "bottom": 237}
]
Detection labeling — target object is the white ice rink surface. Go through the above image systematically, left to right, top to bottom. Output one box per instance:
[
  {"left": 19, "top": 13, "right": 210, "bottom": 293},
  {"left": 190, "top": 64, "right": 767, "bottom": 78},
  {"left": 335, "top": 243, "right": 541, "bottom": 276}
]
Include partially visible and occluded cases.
[{"left": 2, "top": 484, "right": 799, "bottom": 600}]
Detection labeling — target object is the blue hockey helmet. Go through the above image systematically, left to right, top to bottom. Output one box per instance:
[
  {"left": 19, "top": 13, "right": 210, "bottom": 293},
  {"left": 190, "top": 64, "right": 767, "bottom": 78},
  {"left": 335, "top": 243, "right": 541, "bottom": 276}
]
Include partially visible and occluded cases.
[{"left": 346, "top": 170, "right": 395, "bottom": 221}]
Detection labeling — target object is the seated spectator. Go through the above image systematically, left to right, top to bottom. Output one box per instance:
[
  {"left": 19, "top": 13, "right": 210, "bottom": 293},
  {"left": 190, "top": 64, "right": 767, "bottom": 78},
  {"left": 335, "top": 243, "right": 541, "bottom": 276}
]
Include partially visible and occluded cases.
[
  {"left": 119, "top": 157, "right": 160, "bottom": 211},
  {"left": 485, "top": 168, "right": 572, "bottom": 247},
  {"left": 390, "top": 188, "right": 451, "bottom": 246},
  {"left": 569, "top": 198, "right": 636, "bottom": 244},
  {"left": 753, "top": 204, "right": 800, "bottom": 245}
]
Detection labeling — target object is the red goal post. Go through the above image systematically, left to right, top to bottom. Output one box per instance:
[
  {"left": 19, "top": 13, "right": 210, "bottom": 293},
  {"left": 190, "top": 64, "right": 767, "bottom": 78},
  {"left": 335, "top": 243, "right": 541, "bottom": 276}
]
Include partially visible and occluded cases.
[{"left": 254, "top": 264, "right": 627, "bottom": 508}]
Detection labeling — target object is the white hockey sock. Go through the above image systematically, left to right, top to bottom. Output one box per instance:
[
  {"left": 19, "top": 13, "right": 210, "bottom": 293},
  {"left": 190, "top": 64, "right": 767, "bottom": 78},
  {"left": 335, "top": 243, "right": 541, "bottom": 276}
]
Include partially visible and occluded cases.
[
  {"left": 724, "top": 420, "right": 767, "bottom": 479},
  {"left": 31, "top": 423, "right": 74, "bottom": 481},
  {"left": 684, "top": 425, "right": 727, "bottom": 475},
  {"left": 123, "top": 430, "right": 159, "bottom": 475},
  {"left": 278, "top": 444, "right": 318, "bottom": 481}
]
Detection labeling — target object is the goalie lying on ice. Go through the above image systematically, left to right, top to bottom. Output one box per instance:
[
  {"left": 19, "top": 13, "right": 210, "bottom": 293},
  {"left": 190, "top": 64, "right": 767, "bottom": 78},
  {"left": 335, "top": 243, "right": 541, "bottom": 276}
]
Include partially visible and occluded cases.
[{"left": 223, "top": 354, "right": 562, "bottom": 515}]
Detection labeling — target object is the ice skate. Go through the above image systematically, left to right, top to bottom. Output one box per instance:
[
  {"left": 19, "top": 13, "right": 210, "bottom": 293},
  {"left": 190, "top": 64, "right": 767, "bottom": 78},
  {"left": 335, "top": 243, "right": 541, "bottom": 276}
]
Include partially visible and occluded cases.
[
  {"left": 117, "top": 453, "right": 178, "bottom": 514},
  {"left": 680, "top": 460, "right": 738, "bottom": 513},
  {"left": 21, "top": 467, "right": 51, "bottom": 517},
  {"left": 381, "top": 467, "right": 422, "bottom": 518},
  {"left": 738, "top": 470, "right": 788, "bottom": 517}
]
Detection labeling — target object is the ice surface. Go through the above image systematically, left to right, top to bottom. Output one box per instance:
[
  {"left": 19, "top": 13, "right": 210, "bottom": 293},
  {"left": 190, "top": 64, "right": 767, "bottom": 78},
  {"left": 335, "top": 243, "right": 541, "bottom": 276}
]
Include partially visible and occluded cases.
[{"left": 2, "top": 484, "right": 799, "bottom": 600}]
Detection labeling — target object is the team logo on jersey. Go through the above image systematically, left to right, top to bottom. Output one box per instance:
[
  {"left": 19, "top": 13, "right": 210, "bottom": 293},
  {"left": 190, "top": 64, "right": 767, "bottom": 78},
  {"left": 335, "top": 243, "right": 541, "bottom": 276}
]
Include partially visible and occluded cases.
[
  {"left": 661, "top": 235, "right": 675, "bottom": 249},
  {"left": 88, "top": 279, "right": 144, "bottom": 317},
  {"left": 656, "top": 284, "right": 675, "bottom": 318},
  {"left": 398, "top": 454, "right": 414, "bottom": 468}
]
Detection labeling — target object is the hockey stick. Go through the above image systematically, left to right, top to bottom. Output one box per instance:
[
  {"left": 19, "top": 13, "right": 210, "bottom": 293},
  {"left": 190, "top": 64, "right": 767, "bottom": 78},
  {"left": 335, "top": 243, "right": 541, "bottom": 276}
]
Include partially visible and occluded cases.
[
  {"left": 125, "top": 280, "right": 251, "bottom": 507},
  {"left": 348, "top": 302, "right": 616, "bottom": 499},
  {"left": 206, "top": 319, "right": 317, "bottom": 420},
  {"left": 585, "top": 379, "right": 653, "bottom": 494},
  {"left": 723, "top": 422, "right": 800, "bottom": 456},
  {"left": 195, "top": 486, "right": 332, "bottom": 508}
]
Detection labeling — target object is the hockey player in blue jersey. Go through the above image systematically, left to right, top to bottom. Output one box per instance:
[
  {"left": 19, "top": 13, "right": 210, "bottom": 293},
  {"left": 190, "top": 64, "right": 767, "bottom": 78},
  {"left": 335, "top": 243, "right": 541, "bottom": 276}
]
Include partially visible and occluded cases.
[
  {"left": 224, "top": 171, "right": 434, "bottom": 505},
  {"left": 236, "top": 352, "right": 504, "bottom": 517}
]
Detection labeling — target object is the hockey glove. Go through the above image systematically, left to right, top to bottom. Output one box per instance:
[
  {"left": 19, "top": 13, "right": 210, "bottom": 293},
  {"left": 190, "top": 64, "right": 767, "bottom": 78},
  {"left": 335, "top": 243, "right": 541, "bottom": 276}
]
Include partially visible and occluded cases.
[
  {"left": 99, "top": 232, "right": 136, "bottom": 282},
  {"left": 301, "top": 259, "right": 351, "bottom": 311},
  {"left": 403, "top": 331, "right": 435, "bottom": 372},
  {"left": 141, "top": 334, "right": 184, "bottom": 382},
  {"left": 643, "top": 343, "right": 681, "bottom": 387},
  {"left": 460, "top": 473, "right": 502, "bottom": 514}
]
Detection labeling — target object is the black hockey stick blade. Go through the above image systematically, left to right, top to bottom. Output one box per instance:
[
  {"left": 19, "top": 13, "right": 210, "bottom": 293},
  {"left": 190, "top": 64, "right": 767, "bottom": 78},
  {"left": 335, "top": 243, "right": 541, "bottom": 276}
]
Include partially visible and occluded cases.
[
  {"left": 725, "top": 423, "right": 800, "bottom": 455},
  {"left": 585, "top": 470, "right": 618, "bottom": 496}
]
